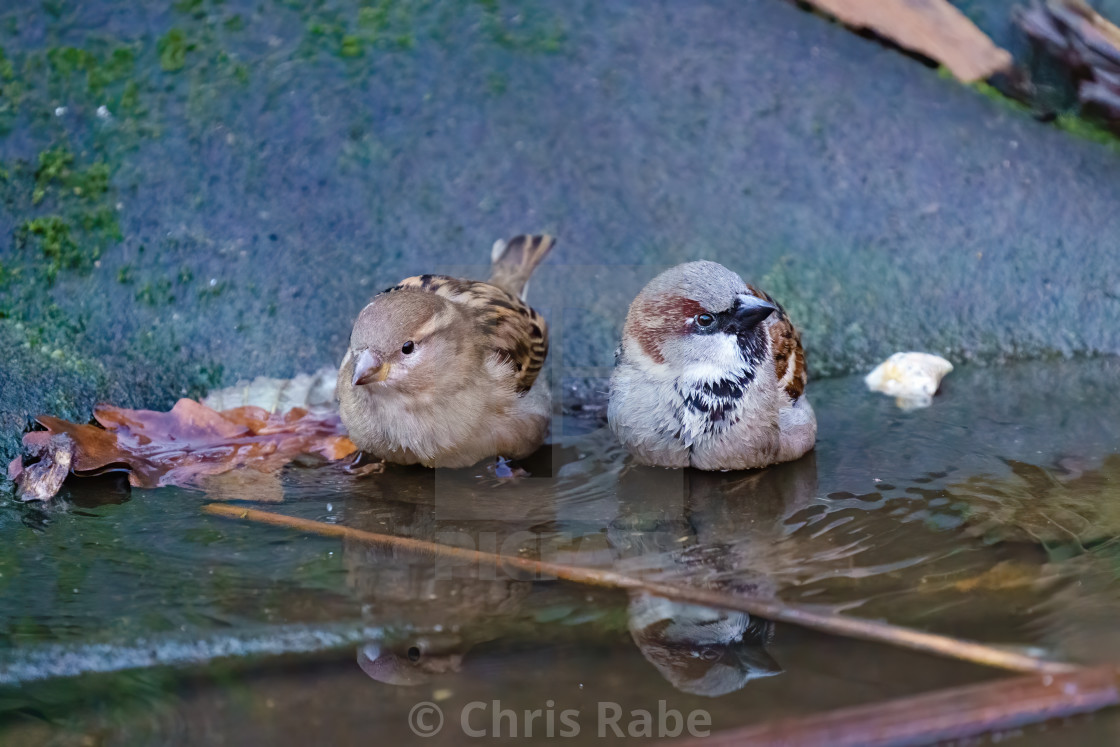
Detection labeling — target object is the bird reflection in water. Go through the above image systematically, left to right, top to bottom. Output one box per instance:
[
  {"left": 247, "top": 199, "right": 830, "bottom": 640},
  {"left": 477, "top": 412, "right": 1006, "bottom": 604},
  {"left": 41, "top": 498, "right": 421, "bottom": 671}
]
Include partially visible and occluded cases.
[
  {"left": 342, "top": 433, "right": 817, "bottom": 695},
  {"left": 610, "top": 452, "right": 819, "bottom": 696},
  {"left": 341, "top": 462, "right": 550, "bottom": 687},
  {"left": 627, "top": 594, "right": 780, "bottom": 697},
  {"left": 357, "top": 632, "right": 466, "bottom": 686}
]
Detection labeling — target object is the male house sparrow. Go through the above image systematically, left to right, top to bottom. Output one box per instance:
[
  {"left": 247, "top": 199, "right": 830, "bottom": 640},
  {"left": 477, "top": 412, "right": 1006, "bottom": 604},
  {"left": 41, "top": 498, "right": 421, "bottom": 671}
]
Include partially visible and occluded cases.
[
  {"left": 337, "top": 235, "right": 554, "bottom": 468},
  {"left": 608, "top": 261, "right": 815, "bottom": 470}
]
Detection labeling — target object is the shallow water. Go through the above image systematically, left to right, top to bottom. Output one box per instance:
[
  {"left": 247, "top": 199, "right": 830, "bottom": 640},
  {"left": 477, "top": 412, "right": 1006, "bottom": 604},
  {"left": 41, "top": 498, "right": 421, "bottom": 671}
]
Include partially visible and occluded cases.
[{"left": 3, "top": 358, "right": 1120, "bottom": 744}]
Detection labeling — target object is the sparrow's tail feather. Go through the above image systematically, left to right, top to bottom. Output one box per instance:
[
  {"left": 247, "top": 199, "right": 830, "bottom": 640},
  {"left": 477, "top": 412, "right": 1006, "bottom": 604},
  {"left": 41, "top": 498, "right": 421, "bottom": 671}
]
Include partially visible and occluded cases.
[{"left": 488, "top": 234, "right": 555, "bottom": 301}]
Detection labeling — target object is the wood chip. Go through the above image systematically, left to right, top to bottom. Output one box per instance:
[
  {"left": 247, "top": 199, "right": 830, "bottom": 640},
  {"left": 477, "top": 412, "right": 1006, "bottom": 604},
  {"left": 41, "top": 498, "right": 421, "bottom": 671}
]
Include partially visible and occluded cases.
[{"left": 804, "top": 0, "right": 1013, "bottom": 82}]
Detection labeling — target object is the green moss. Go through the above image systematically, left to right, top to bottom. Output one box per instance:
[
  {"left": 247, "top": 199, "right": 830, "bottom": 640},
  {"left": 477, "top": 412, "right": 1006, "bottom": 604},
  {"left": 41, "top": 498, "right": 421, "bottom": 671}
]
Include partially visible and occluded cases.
[
  {"left": 173, "top": 0, "right": 207, "bottom": 16},
  {"left": 305, "top": 0, "right": 430, "bottom": 59},
  {"left": 475, "top": 0, "right": 567, "bottom": 53},
  {"left": 357, "top": 5, "right": 390, "bottom": 35},
  {"left": 306, "top": 19, "right": 345, "bottom": 41},
  {"left": 158, "top": 28, "right": 192, "bottom": 72},
  {"left": 340, "top": 34, "right": 364, "bottom": 58},
  {"left": 0, "top": 45, "right": 14, "bottom": 82},
  {"left": 45, "top": 45, "right": 135, "bottom": 94},
  {"left": 46, "top": 46, "right": 93, "bottom": 78},
  {"left": 89, "top": 46, "right": 135, "bottom": 92},
  {"left": 231, "top": 63, "right": 250, "bottom": 85},
  {"left": 952, "top": 68, "right": 1120, "bottom": 153},
  {"left": 487, "top": 71, "right": 507, "bottom": 95},
  {"left": 967, "top": 77, "right": 1031, "bottom": 114},
  {"left": 120, "top": 80, "right": 141, "bottom": 113},
  {"left": 1054, "top": 113, "right": 1120, "bottom": 152},
  {"left": 0, "top": 144, "right": 121, "bottom": 303},
  {"left": 33, "top": 146, "right": 74, "bottom": 204},
  {"left": 33, "top": 147, "right": 112, "bottom": 205},
  {"left": 76, "top": 163, "right": 111, "bottom": 200},
  {"left": 79, "top": 206, "right": 121, "bottom": 239},
  {"left": 18, "top": 216, "right": 89, "bottom": 282},
  {"left": 117, "top": 264, "right": 133, "bottom": 284},
  {"left": 136, "top": 278, "right": 175, "bottom": 306},
  {"left": 197, "top": 279, "right": 228, "bottom": 300}
]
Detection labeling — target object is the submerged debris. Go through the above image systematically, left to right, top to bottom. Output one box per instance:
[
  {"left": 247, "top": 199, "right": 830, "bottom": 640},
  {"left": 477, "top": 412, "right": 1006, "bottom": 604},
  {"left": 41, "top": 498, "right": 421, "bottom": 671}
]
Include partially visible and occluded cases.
[
  {"left": 864, "top": 352, "right": 953, "bottom": 410},
  {"left": 10, "top": 399, "right": 357, "bottom": 502},
  {"left": 953, "top": 454, "right": 1120, "bottom": 546}
]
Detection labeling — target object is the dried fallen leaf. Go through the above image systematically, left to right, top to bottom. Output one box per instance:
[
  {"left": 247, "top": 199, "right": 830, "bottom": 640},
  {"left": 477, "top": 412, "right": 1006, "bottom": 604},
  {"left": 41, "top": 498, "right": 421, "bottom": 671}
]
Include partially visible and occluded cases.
[
  {"left": 803, "top": 0, "right": 1013, "bottom": 83},
  {"left": 201, "top": 366, "right": 338, "bottom": 414},
  {"left": 13, "top": 398, "right": 358, "bottom": 501},
  {"left": 15, "top": 433, "right": 75, "bottom": 502},
  {"left": 7, "top": 456, "right": 23, "bottom": 482}
]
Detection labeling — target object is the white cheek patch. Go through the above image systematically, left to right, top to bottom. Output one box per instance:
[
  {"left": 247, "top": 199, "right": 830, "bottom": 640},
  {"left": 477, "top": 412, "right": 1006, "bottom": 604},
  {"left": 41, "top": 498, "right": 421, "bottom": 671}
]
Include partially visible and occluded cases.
[{"left": 680, "top": 333, "right": 747, "bottom": 384}]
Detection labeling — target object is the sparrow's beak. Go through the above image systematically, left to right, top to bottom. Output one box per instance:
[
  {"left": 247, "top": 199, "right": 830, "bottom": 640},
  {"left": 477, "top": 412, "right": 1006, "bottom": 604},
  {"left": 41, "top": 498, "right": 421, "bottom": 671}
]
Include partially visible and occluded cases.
[
  {"left": 730, "top": 294, "right": 777, "bottom": 331},
  {"left": 352, "top": 349, "right": 389, "bottom": 386}
]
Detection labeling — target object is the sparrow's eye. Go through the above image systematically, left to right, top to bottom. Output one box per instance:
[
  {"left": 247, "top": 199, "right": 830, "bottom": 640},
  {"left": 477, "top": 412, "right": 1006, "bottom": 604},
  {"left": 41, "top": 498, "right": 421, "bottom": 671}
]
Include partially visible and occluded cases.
[
  {"left": 694, "top": 313, "right": 716, "bottom": 330},
  {"left": 401, "top": 341, "right": 415, "bottom": 355}
]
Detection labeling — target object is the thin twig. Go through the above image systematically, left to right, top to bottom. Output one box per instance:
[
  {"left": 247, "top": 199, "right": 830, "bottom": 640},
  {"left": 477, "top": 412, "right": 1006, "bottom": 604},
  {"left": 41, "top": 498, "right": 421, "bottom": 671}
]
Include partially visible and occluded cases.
[
  {"left": 204, "top": 503, "right": 1079, "bottom": 675},
  {"left": 668, "top": 665, "right": 1120, "bottom": 746}
]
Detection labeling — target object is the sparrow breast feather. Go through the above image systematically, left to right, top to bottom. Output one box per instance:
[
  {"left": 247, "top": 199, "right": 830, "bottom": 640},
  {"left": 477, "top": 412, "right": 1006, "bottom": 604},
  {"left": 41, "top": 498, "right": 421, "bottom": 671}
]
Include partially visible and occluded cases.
[{"left": 608, "top": 260, "right": 816, "bottom": 471}]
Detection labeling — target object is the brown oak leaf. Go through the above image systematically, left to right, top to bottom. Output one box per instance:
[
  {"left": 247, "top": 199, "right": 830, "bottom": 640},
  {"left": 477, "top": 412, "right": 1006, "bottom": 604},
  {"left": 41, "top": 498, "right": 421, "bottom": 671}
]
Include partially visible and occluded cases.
[{"left": 12, "top": 398, "right": 358, "bottom": 501}]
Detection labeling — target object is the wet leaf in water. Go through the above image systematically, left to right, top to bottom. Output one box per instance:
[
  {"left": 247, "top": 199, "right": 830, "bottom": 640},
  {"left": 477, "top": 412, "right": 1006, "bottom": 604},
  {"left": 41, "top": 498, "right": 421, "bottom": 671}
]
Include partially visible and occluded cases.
[
  {"left": 14, "top": 398, "right": 358, "bottom": 501},
  {"left": 13, "top": 433, "right": 75, "bottom": 502},
  {"left": 7, "top": 455, "right": 23, "bottom": 482}
]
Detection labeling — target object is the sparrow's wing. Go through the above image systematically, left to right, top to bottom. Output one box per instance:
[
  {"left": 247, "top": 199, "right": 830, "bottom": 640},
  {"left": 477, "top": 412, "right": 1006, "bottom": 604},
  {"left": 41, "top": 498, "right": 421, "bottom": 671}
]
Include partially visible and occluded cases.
[
  {"left": 389, "top": 274, "right": 548, "bottom": 393},
  {"left": 745, "top": 284, "right": 808, "bottom": 403},
  {"left": 768, "top": 313, "right": 807, "bottom": 402}
]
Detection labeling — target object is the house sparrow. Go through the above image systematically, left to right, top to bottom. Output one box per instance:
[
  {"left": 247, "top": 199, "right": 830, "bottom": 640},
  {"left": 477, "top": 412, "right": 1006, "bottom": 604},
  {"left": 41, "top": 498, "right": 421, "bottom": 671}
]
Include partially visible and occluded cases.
[
  {"left": 337, "top": 234, "right": 554, "bottom": 468},
  {"left": 608, "top": 261, "right": 816, "bottom": 470}
]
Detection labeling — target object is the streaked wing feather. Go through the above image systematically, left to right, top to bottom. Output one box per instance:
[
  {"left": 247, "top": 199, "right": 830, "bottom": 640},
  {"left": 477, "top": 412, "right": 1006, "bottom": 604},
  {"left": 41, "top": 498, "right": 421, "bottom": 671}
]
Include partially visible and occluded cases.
[
  {"left": 745, "top": 284, "right": 807, "bottom": 402},
  {"left": 767, "top": 313, "right": 806, "bottom": 402}
]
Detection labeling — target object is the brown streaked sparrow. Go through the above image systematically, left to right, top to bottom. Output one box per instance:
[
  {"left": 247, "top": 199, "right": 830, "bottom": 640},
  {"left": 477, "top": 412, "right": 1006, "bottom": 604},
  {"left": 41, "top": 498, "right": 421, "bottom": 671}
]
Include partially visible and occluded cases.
[
  {"left": 337, "top": 235, "right": 554, "bottom": 468},
  {"left": 608, "top": 261, "right": 815, "bottom": 470}
]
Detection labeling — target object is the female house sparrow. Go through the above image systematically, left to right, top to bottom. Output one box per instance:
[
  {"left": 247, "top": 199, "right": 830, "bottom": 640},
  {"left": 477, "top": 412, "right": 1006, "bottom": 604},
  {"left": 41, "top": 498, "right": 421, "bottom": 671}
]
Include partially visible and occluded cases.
[
  {"left": 337, "top": 235, "right": 554, "bottom": 468},
  {"left": 608, "top": 261, "right": 815, "bottom": 470}
]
